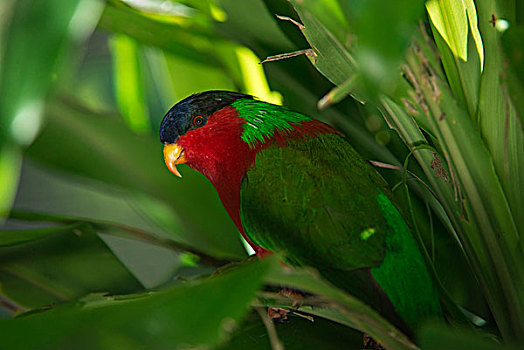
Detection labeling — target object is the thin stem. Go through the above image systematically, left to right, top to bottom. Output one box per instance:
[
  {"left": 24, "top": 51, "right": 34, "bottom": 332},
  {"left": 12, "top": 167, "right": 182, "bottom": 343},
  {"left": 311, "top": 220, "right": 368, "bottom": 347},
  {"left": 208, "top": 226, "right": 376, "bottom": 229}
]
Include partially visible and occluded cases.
[{"left": 255, "top": 307, "right": 285, "bottom": 350}]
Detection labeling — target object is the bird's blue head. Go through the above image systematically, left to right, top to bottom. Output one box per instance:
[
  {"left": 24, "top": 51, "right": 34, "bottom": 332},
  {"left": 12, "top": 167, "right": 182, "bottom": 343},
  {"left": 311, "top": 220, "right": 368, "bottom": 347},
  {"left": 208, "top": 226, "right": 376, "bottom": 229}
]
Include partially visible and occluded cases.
[{"left": 159, "top": 90, "right": 252, "bottom": 144}]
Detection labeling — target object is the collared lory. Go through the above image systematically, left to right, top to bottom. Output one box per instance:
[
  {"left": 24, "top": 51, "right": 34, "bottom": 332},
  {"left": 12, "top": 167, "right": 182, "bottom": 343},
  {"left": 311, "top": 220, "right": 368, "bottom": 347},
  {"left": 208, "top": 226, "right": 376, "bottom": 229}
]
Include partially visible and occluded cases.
[{"left": 159, "top": 90, "right": 441, "bottom": 334}]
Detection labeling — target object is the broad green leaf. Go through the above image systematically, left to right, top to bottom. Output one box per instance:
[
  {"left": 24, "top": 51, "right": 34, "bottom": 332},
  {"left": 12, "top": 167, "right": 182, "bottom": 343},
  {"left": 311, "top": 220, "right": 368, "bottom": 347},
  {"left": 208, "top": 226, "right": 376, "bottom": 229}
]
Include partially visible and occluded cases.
[
  {"left": 425, "top": 1, "right": 483, "bottom": 117},
  {"left": 429, "top": 24, "right": 468, "bottom": 109},
  {"left": 25, "top": 100, "right": 246, "bottom": 259},
  {"left": 11, "top": 160, "right": 182, "bottom": 241},
  {"left": 6, "top": 208, "right": 227, "bottom": 274},
  {"left": 0, "top": 223, "right": 142, "bottom": 309},
  {"left": 0, "top": 258, "right": 276, "bottom": 350}
]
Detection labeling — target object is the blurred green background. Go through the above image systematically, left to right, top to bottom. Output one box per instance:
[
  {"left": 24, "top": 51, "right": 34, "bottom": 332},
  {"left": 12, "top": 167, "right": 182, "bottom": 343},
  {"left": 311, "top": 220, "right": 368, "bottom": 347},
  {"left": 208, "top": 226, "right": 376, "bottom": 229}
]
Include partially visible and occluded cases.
[{"left": 0, "top": 0, "right": 522, "bottom": 349}]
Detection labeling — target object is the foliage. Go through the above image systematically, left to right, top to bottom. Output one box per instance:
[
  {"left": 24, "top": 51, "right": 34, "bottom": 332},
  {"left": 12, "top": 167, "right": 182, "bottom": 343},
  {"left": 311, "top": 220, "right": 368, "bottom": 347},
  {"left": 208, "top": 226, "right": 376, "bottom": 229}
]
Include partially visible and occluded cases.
[{"left": 0, "top": 0, "right": 522, "bottom": 349}]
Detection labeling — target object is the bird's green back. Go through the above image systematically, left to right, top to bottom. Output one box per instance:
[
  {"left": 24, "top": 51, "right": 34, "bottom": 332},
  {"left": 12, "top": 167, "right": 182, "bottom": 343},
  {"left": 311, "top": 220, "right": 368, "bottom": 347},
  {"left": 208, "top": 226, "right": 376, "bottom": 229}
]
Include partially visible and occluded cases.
[{"left": 240, "top": 133, "right": 441, "bottom": 331}]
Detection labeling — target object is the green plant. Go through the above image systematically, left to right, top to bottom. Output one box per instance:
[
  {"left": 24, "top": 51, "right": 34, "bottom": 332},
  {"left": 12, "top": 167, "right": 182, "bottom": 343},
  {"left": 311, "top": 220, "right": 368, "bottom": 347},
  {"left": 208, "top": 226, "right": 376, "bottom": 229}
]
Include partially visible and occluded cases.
[{"left": 0, "top": 0, "right": 522, "bottom": 349}]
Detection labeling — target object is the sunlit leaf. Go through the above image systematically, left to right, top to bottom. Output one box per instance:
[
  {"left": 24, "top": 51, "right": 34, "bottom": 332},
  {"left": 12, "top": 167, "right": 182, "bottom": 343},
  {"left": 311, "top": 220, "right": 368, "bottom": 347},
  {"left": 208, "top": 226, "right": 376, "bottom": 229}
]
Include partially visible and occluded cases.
[
  {"left": 426, "top": 0, "right": 468, "bottom": 62},
  {"left": 463, "top": 0, "right": 484, "bottom": 70},
  {"left": 110, "top": 34, "right": 150, "bottom": 133},
  {"left": 235, "top": 46, "right": 282, "bottom": 104},
  {"left": 0, "top": 145, "right": 21, "bottom": 220}
]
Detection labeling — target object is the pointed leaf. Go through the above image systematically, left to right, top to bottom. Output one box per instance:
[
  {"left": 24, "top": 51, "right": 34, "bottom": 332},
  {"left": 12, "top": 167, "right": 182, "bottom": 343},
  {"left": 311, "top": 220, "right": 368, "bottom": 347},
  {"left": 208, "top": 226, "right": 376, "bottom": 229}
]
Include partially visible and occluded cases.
[
  {"left": 426, "top": 0, "right": 468, "bottom": 62},
  {"left": 463, "top": 0, "right": 484, "bottom": 70},
  {"left": 0, "top": 223, "right": 142, "bottom": 309},
  {"left": 0, "top": 224, "right": 81, "bottom": 246},
  {"left": 0, "top": 258, "right": 276, "bottom": 350}
]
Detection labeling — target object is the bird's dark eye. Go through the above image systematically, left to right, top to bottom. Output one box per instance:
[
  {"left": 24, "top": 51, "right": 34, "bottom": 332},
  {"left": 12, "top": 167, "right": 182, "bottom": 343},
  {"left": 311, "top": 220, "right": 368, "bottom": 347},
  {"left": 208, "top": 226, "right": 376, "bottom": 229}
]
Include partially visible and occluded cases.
[{"left": 192, "top": 115, "right": 204, "bottom": 127}]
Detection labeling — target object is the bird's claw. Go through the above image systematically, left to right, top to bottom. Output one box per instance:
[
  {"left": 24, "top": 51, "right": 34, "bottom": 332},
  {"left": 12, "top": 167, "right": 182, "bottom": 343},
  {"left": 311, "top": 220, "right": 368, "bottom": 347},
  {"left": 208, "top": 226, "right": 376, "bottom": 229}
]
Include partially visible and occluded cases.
[{"left": 268, "top": 307, "right": 291, "bottom": 323}]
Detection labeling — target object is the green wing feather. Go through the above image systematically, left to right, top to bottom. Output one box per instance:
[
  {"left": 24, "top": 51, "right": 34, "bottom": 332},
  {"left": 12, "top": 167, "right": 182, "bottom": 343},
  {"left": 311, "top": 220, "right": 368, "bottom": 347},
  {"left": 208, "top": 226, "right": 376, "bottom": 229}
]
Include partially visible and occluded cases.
[{"left": 240, "top": 133, "right": 441, "bottom": 331}]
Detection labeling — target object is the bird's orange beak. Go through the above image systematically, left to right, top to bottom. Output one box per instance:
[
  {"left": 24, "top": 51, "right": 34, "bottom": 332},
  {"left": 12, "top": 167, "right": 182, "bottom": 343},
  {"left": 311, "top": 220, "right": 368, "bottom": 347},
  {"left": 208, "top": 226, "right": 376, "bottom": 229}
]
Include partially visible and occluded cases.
[{"left": 163, "top": 143, "right": 186, "bottom": 178}]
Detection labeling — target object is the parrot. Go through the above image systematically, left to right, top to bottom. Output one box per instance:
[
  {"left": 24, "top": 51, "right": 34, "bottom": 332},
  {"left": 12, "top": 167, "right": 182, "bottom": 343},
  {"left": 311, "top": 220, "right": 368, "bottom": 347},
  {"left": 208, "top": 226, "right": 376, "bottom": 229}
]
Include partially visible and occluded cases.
[{"left": 159, "top": 90, "right": 441, "bottom": 335}]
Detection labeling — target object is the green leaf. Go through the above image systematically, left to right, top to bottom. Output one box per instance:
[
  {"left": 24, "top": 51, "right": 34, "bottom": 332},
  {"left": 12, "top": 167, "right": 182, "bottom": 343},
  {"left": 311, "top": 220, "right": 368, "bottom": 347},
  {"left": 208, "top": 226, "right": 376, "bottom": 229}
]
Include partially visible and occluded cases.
[
  {"left": 283, "top": 0, "right": 349, "bottom": 47},
  {"left": 426, "top": 0, "right": 468, "bottom": 62},
  {"left": 463, "top": 0, "right": 484, "bottom": 70},
  {"left": 475, "top": 2, "right": 524, "bottom": 244},
  {"left": 290, "top": 3, "right": 356, "bottom": 86},
  {"left": 501, "top": 25, "right": 524, "bottom": 127},
  {"left": 109, "top": 34, "right": 151, "bottom": 133},
  {"left": 406, "top": 35, "right": 524, "bottom": 339},
  {"left": 318, "top": 75, "right": 358, "bottom": 109},
  {"left": 379, "top": 96, "right": 462, "bottom": 245},
  {"left": 0, "top": 145, "right": 21, "bottom": 220},
  {"left": 0, "top": 223, "right": 142, "bottom": 309},
  {"left": 0, "top": 223, "right": 81, "bottom": 246},
  {"left": 0, "top": 258, "right": 276, "bottom": 350}
]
